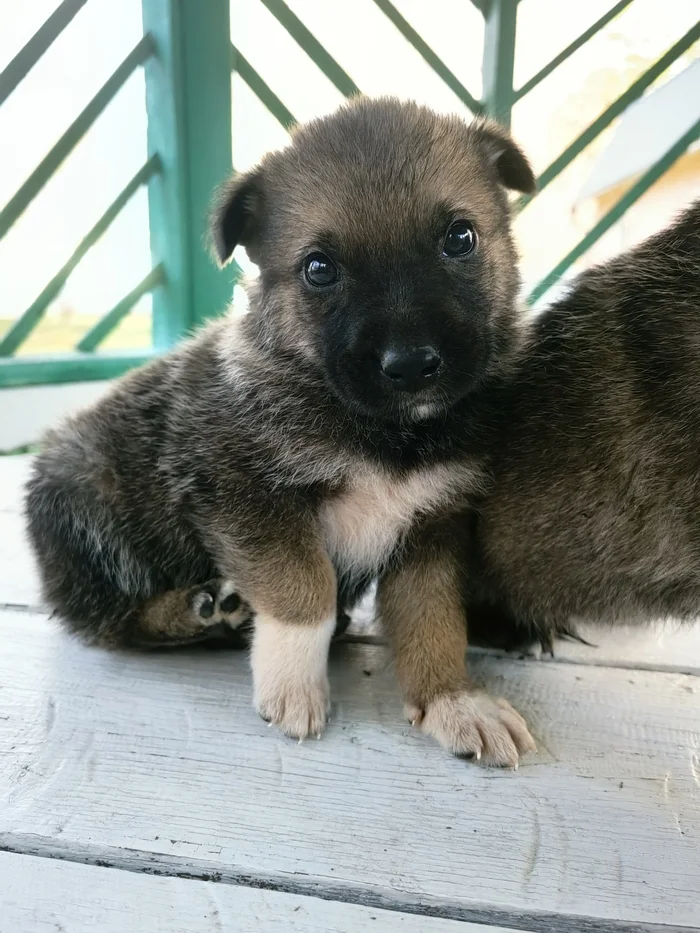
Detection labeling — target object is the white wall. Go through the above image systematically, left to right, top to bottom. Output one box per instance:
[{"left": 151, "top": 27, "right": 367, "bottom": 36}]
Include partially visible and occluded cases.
[{"left": 0, "top": 382, "right": 111, "bottom": 451}]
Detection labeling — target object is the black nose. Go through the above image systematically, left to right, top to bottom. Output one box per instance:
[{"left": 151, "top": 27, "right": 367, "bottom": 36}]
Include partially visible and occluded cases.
[{"left": 380, "top": 346, "right": 442, "bottom": 392}]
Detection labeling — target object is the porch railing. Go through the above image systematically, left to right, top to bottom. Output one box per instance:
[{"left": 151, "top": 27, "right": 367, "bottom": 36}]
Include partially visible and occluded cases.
[{"left": 1, "top": 0, "right": 698, "bottom": 388}]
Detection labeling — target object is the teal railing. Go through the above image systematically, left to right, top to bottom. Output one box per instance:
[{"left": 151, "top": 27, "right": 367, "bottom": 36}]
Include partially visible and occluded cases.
[{"left": 0, "top": 0, "right": 698, "bottom": 388}]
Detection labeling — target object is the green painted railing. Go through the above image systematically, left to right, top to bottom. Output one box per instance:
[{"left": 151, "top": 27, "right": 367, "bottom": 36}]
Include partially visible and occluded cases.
[
  {"left": 0, "top": 0, "right": 698, "bottom": 388},
  {"left": 0, "top": 0, "right": 233, "bottom": 388}
]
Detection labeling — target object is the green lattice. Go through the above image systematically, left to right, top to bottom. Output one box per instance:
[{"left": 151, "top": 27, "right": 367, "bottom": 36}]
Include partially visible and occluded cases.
[{"left": 0, "top": 0, "right": 698, "bottom": 387}]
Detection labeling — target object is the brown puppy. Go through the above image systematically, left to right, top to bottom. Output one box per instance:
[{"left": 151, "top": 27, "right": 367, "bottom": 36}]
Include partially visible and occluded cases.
[
  {"left": 25, "top": 98, "right": 536, "bottom": 766},
  {"left": 462, "top": 199, "right": 700, "bottom": 652}
]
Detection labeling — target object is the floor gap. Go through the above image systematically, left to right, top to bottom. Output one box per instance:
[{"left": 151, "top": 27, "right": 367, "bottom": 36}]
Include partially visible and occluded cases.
[{"left": 0, "top": 834, "right": 691, "bottom": 933}]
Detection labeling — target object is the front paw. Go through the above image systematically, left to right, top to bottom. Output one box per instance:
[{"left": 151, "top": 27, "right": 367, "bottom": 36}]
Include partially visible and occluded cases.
[
  {"left": 252, "top": 614, "right": 335, "bottom": 739},
  {"left": 255, "top": 676, "right": 330, "bottom": 739},
  {"left": 406, "top": 691, "right": 536, "bottom": 768}
]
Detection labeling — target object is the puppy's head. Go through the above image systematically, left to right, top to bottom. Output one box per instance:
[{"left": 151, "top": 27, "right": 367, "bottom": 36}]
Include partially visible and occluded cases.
[{"left": 211, "top": 97, "right": 535, "bottom": 422}]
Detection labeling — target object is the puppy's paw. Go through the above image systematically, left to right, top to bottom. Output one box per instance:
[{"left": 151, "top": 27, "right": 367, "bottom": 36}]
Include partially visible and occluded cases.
[
  {"left": 188, "top": 580, "right": 253, "bottom": 630},
  {"left": 252, "top": 614, "right": 335, "bottom": 740},
  {"left": 255, "top": 676, "right": 330, "bottom": 740},
  {"left": 407, "top": 691, "right": 536, "bottom": 768}
]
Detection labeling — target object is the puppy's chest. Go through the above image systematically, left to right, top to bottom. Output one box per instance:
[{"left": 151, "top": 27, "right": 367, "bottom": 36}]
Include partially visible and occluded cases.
[{"left": 319, "top": 463, "right": 478, "bottom": 573}]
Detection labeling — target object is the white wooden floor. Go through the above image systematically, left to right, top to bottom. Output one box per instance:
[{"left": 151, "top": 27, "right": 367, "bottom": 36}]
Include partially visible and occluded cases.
[{"left": 1, "top": 456, "right": 699, "bottom": 933}]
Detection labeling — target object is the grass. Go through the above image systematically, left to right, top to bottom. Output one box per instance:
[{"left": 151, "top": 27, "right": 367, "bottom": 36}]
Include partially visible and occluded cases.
[{"left": 0, "top": 312, "right": 151, "bottom": 356}]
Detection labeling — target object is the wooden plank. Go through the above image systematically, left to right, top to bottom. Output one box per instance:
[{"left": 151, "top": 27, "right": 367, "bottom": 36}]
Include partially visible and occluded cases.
[
  {"left": 0, "top": 351, "right": 155, "bottom": 390},
  {"left": 0, "top": 609, "right": 698, "bottom": 931},
  {"left": 1, "top": 851, "right": 498, "bottom": 933}
]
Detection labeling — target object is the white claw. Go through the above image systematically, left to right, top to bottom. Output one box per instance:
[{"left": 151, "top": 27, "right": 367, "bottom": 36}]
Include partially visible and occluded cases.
[{"left": 476, "top": 749, "right": 482, "bottom": 761}]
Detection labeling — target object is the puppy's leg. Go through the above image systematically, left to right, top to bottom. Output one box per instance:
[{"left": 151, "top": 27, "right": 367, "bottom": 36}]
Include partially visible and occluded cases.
[
  {"left": 378, "top": 534, "right": 536, "bottom": 767},
  {"left": 229, "top": 544, "right": 337, "bottom": 740},
  {"left": 123, "top": 580, "right": 253, "bottom": 649},
  {"left": 252, "top": 611, "right": 335, "bottom": 738}
]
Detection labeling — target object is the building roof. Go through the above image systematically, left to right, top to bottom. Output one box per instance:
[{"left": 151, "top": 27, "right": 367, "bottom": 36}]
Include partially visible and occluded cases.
[{"left": 578, "top": 57, "right": 700, "bottom": 201}]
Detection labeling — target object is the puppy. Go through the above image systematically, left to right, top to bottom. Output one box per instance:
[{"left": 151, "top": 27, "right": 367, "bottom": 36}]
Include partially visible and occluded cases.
[
  {"left": 25, "top": 97, "right": 537, "bottom": 767},
  {"left": 462, "top": 200, "right": 700, "bottom": 652}
]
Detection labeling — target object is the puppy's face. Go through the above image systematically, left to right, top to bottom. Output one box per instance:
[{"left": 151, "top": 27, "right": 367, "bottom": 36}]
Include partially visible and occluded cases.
[{"left": 211, "top": 98, "right": 535, "bottom": 422}]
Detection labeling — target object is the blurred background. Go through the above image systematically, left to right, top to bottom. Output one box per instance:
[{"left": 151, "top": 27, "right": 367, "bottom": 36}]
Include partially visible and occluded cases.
[{"left": 1, "top": 0, "right": 699, "bottom": 449}]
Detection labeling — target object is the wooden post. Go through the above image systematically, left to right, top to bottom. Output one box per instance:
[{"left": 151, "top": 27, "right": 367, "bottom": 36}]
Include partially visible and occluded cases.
[
  {"left": 141, "top": 0, "right": 233, "bottom": 348},
  {"left": 481, "top": 0, "right": 518, "bottom": 129}
]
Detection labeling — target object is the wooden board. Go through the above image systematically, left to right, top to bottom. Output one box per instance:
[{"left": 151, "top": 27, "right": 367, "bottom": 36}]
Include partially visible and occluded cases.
[
  {"left": 1, "top": 608, "right": 699, "bottom": 932},
  {"left": 2, "top": 851, "right": 502, "bottom": 933}
]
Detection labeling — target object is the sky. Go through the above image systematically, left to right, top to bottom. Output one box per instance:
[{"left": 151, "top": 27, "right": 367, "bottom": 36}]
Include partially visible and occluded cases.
[{"left": 0, "top": 0, "right": 698, "bottom": 347}]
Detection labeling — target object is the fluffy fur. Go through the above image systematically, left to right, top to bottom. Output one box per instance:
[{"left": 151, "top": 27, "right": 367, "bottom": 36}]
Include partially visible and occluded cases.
[
  {"left": 28, "top": 97, "right": 698, "bottom": 765},
  {"left": 25, "top": 98, "right": 537, "bottom": 765},
  {"left": 462, "top": 201, "right": 700, "bottom": 649}
]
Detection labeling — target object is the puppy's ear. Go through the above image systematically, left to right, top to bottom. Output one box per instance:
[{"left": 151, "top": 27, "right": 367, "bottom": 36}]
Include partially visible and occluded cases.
[
  {"left": 476, "top": 121, "right": 537, "bottom": 194},
  {"left": 209, "top": 169, "right": 264, "bottom": 266}
]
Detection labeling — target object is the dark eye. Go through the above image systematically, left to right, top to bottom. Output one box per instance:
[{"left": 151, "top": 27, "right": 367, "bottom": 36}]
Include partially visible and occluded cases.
[
  {"left": 443, "top": 220, "right": 477, "bottom": 258},
  {"left": 304, "top": 253, "right": 338, "bottom": 287}
]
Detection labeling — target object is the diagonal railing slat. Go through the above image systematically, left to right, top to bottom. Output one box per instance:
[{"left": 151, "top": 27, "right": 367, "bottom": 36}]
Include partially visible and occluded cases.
[
  {"left": 0, "top": 0, "right": 89, "bottom": 107},
  {"left": 258, "top": 0, "right": 359, "bottom": 97},
  {"left": 371, "top": 0, "right": 482, "bottom": 113},
  {"left": 514, "top": 0, "right": 636, "bottom": 101},
  {"left": 519, "top": 20, "right": 700, "bottom": 209},
  {"left": 0, "top": 35, "right": 155, "bottom": 242},
  {"left": 231, "top": 44, "right": 297, "bottom": 130},
  {"left": 528, "top": 114, "right": 700, "bottom": 305},
  {"left": 0, "top": 156, "right": 160, "bottom": 357},
  {"left": 76, "top": 264, "right": 164, "bottom": 352}
]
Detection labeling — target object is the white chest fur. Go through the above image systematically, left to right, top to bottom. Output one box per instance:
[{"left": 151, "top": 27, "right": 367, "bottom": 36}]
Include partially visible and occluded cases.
[{"left": 319, "top": 462, "right": 480, "bottom": 575}]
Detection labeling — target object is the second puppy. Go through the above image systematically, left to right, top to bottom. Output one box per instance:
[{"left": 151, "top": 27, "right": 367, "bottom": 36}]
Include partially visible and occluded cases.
[{"left": 463, "top": 200, "right": 700, "bottom": 653}]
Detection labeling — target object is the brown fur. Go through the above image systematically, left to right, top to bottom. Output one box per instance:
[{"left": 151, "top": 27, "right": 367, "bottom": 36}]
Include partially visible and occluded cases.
[
  {"left": 26, "top": 97, "right": 700, "bottom": 765},
  {"left": 25, "top": 98, "right": 537, "bottom": 762},
  {"left": 461, "top": 201, "right": 700, "bottom": 650},
  {"left": 379, "top": 518, "right": 535, "bottom": 764},
  {"left": 378, "top": 523, "right": 470, "bottom": 706}
]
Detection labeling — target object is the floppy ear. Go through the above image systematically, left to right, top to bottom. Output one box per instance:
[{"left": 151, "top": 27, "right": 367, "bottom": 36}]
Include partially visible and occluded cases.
[
  {"left": 476, "top": 121, "right": 537, "bottom": 195},
  {"left": 209, "top": 169, "right": 264, "bottom": 266}
]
